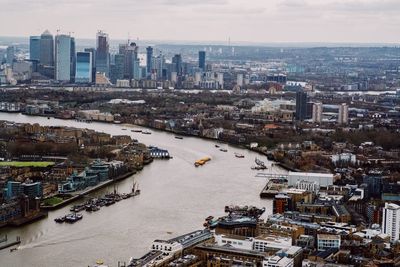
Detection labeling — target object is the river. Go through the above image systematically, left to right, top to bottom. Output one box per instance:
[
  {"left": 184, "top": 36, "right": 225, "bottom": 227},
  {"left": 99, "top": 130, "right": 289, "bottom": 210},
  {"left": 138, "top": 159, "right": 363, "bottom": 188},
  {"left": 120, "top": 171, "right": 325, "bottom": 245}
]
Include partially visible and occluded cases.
[{"left": 0, "top": 113, "right": 286, "bottom": 267}]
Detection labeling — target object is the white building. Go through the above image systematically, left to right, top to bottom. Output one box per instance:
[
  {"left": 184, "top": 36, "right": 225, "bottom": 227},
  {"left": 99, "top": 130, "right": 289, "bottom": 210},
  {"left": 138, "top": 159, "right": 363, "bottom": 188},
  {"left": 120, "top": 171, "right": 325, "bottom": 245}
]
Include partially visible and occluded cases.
[
  {"left": 55, "top": 34, "right": 72, "bottom": 82},
  {"left": 237, "top": 73, "right": 243, "bottom": 86},
  {"left": 312, "top": 102, "right": 323, "bottom": 123},
  {"left": 338, "top": 103, "right": 349, "bottom": 125},
  {"left": 288, "top": 172, "right": 333, "bottom": 187},
  {"left": 382, "top": 202, "right": 400, "bottom": 242},
  {"left": 263, "top": 256, "right": 293, "bottom": 267}
]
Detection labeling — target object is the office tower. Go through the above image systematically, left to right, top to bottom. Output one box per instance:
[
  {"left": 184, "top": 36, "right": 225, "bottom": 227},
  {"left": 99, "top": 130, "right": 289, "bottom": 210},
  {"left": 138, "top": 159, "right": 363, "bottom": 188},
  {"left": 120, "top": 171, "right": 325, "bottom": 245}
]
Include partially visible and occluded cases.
[
  {"left": 39, "top": 30, "right": 54, "bottom": 66},
  {"left": 95, "top": 31, "right": 110, "bottom": 77},
  {"left": 55, "top": 34, "right": 71, "bottom": 82},
  {"left": 29, "top": 36, "right": 41, "bottom": 61},
  {"left": 70, "top": 37, "right": 76, "bottom": 82},
  {"left": 124, "top": 42, "right": 139, "bottom": 80},
  {"left": 118, "top": 43, "right": 127, "bottom": 55},
  {"left": 6, "top": 46, "right": 15, "bottom": 65},
  {"left": 146, "top": 46, "right": 153, "bottom": 76},
  {"left": 84, "top": 48, "right": 96, "bottom": 82},
  {"left": 199, "top": 51, "right": 206, "bottom": 71},
  {"left": 75, "top": 52, "right": 92, "bottom": 83},
  {"left": 153, "top": 53, "right": 165, "bottom": 80},
  {"left": 110, "top": 54, "right": 125, "bottom": 84},
  {"left": 172, "top": 54, "right": 182, "bottom": 76},
  {"left": 217, "top": 73, "right": 224, "bottom": 89},
  {"left": 237, "top": 73, "right": 243, "bottom": 87},
  {"left": 295, "top": 90, "right": 308, "bottom": 121},
  {"left": 312, "top": 102, "right": 323, "bottom": 123},
  {"left": 338, "top": 103, "right": 349, "bottom": 125},
  {"left": 382, "top": 203, "right": 400, "bottom": 242}
]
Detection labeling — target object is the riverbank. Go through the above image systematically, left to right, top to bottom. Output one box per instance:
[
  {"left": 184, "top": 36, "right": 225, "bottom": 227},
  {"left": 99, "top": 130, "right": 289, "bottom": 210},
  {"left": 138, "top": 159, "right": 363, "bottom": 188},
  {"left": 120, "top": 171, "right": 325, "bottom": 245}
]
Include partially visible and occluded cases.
[{"left": 41, "top": 170, "right": 137, "bottom": 210}]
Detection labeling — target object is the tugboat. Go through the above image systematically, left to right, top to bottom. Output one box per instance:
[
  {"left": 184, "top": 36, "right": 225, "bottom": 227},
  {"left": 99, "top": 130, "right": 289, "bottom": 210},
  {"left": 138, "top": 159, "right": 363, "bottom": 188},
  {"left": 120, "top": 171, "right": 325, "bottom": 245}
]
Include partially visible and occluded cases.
[
  {"left": 174, "top": 136, "right": 184, "bottom": 140},
  {"left": 219, "top": 148, "right": 228, "bottom": 152}
]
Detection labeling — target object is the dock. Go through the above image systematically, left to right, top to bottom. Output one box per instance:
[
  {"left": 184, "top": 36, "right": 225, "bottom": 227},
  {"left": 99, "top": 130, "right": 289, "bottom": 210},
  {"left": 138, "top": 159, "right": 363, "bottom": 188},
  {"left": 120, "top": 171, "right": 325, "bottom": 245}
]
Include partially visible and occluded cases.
[{"left": 0, "top": 236, "right": 21, "bottom": 251}]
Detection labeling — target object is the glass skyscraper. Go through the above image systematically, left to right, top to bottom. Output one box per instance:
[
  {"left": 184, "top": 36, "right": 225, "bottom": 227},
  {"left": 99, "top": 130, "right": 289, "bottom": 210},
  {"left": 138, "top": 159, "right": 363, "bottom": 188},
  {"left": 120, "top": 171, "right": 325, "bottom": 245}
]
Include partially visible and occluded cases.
[
  {"left": 39, "top": 30, "right": 54, "bottom": 66},
  {"left": 95, "top": 31, "right": 110, "bottom": 77},
  {"left": 55, "top": 34, "right": 71, "bottom": 82},
  {"left": 29, "top": 36, "right": 41, "bottom": 61},
  {"left": 146, "top": 46, "right": 153, "bottom": 76},
  {"left": 199, "top": 51, "right": 206, "bottom": 71},
  {"left": 75, "top": 52, "right": 92, "bottom": 83},
  {"left": 110, "top": 54, "right": 125, "bottom": 84},
  {"left": 172, "top": 54, "right": 182, "bottom": 76},
  {"left": 295, "top": 90, "right": 308, "bottom": 121}
]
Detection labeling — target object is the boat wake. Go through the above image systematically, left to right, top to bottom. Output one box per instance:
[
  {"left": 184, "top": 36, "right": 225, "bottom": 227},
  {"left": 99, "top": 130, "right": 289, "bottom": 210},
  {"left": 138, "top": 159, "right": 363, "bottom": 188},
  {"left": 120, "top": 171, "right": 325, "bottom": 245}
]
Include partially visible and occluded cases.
[{"left": 18, "top": 233, "right": 100, "bottom": 250}]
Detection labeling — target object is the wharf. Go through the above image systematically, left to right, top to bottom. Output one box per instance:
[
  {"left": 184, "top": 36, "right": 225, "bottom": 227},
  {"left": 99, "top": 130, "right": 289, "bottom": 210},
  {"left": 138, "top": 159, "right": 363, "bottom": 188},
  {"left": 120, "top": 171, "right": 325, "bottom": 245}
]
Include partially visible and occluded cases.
[
  {"left": 41, "top": 171, "right": 136, "bottom": 210},
  {"left": 259, "top": 182, "right": 286, "bottom": 198},
  {"left": 7, "top": 211, "right": 48, "bottom": 227},
  {"left": 0, "top": 236, "right": 21, "bottom": 251}
]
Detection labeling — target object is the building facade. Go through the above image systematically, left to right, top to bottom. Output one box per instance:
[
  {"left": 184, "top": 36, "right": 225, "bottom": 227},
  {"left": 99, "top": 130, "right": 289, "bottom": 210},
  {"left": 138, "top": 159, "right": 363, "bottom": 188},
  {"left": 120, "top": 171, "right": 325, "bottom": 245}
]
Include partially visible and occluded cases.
[
  {"left": 55, "top": 34, "right": 72, "bottom": 82},
  {"left": 75, "top": 51, "right": 92, "bottom": 83},
  {"left": 382, "top": 203, "right": 400, "bottom": 242}
]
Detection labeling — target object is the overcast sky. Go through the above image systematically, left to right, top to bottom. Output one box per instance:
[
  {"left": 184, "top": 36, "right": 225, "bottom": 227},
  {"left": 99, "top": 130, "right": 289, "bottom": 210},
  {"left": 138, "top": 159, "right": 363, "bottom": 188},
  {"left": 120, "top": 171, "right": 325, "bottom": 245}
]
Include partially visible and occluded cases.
[{"left": 0, "top": 0, "right": 399, "bottom": 43}]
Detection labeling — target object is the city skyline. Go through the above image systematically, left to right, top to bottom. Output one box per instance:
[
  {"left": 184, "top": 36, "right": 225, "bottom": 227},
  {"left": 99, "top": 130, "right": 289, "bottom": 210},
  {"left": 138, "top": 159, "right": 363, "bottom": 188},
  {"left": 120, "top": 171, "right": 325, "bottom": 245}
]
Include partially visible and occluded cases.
[{"left": 0, "top": 0, "right": 399, "bottom": 44}]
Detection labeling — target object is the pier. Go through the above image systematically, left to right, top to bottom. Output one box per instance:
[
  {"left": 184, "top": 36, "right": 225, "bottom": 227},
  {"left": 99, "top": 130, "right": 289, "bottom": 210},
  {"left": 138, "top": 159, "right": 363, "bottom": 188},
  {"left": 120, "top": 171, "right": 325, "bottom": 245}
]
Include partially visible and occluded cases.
[{"left": 0, "top": 235, "right": 21, "bottom": 251}]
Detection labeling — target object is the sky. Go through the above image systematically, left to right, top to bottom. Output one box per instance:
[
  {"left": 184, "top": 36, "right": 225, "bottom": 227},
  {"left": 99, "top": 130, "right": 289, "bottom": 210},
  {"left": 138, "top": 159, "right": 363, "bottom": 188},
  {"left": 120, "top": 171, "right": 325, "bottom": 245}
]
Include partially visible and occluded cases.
[{"left": 0, "top": 0, "right": 399, "bottom": 44}]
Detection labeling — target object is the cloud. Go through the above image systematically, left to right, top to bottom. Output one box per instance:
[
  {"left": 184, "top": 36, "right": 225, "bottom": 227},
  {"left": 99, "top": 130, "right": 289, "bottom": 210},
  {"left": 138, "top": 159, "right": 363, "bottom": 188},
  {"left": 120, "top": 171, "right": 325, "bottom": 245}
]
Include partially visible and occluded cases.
[{"left": 0, "top": 0, "right": 399, "bottom": 43}]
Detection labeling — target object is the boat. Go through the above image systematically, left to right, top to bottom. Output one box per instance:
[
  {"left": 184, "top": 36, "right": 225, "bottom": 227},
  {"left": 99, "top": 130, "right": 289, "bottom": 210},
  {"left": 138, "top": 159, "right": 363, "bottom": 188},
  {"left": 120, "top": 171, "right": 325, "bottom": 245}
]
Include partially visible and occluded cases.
[
  {"left": 122, "top": 128, "right": 127, "bottom": 131},
  {"left": 131, "top": 129, "right": 142, "bottom": 133},
  {"left": 142, "top": 131, "right": 152, "bottom": 135},
  {"left": 175, "top": 136, "right": 184, "bottom": 139},
  {"left": 215, "top": 144, "right": 220, "bottom": 148},
  {"left": 219, "top": 148, "right": 228, "bottom": 152},
  {"left": 235, "top": 153, "right": 245, "bottom": 158},
  {"left": 194, "top": 157, "right": 211, "bottom": 167},
  {"left": 251, "top": 165, "right": 267, "bottom": 170},
  {"left": 65, "top": 213, "right": 83, "bottom": 223},
  {"left": 54, "top": 216, "right": 66, "bottom": 223},
  {"left": 205, "top": 216, "right": 214, "bottom": 221},
  {"left": 10, "top": 248, "right": 17, "bottom": 252}
]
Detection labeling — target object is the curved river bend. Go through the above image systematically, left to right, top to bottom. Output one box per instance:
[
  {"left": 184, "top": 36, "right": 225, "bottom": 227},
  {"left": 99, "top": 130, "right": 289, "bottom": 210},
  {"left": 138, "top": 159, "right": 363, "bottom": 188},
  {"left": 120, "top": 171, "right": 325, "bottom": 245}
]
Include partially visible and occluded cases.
[{"left": 0, "top": 113, "right": 287, "bottom": 267}]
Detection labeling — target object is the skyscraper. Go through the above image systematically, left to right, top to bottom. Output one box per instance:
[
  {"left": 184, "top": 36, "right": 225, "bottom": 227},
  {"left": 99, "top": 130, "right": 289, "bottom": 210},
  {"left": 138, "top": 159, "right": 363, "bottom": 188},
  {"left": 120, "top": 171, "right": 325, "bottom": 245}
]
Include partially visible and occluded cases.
[
  {"left": 39, "top": 30, "right": 54, "bottom": 66},
  {"left": 95, "top": 31, "right": 110, "bottom": 77},
  {"left": 55, "top": 34, "right": 71, "bottom": 82},
  {"left": 29, "top": 36, "right": 41, "bottom": 61},
  {"left": 70, "top": 37, "right": 76, "bottom": 82},
  {"left": 124, "top": 42, "right": 139, "bottom": 80},
  {"left": 6, "top": 46, "right": 15, "bottom": 65},
  {"left": 146, "top": 46, "right": 153, "bottom": 76},
  {"left": 84, "top": 48, "right": 96, "bottom": 82},
  {"left": 199, "top": 51, "right": 206, "bottom": 71},
  {"left": 75, "top": 52, "right": 92, "bottom": 83},
  {"left": 153, "top": 53, "right": 165, "bottom": 80},
  {"left": 110, "top": 54, "right": 125, "bottom": 84},
  {"left": 172, "top": 54, "right": 182, "bottom": 76},
  {"left": 295, "top": 90, "right": 307, "bottom": 121},
  {"left": 312, "top": 102, "right": 323, "bottom": 123},
  {"left": 338, "top": 103, "right": 349, "bottom": 125},
  {"left": 382, "top": 203, "right": 400, "bottom": 242}
]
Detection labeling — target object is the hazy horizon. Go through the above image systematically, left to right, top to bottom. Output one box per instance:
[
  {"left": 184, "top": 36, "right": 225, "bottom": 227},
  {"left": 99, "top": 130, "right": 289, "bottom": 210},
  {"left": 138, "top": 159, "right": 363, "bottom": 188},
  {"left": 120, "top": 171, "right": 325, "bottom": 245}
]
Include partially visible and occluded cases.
[{"left": 0, "top": 0, "right": 399, "bottom": 44}]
